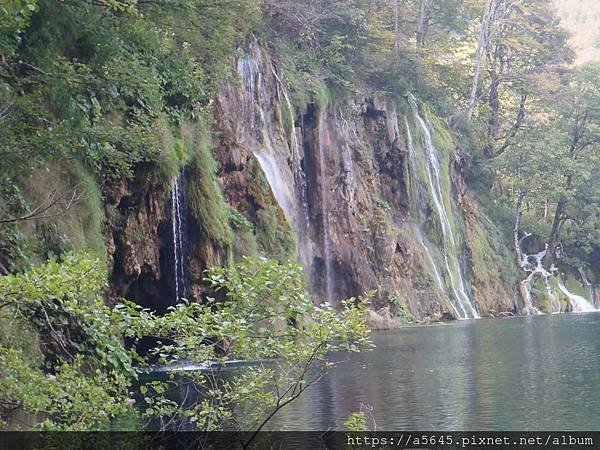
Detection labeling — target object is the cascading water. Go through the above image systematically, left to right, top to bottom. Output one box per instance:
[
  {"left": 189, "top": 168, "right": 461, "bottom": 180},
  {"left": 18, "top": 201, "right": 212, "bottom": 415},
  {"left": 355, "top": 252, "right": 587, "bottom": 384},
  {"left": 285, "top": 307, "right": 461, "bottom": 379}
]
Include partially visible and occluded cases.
[
  {"left": 236, "top": 47, "right": 321, "bottom": 297},
  {"left": 237, "top": 51, "right": 302, "bottom": 232},
  {"left": 270, "top": 68, "right": 315, "bottom": 272},
  {"left": 405, "top": 100, "right": 479, "bottom": 319},
  {"left": 337, "top": 109, "right": 357, "bottom": 203},
  {"left": 317, "top": 111, "right": 335, "bottom": 304},
  {"left": 171, "top": 177, "right": 186, "bottom": 303},
  {"left": 412, "top": 222, "right": 462, "bottom": 319},
  {"left": 517, "top": 236, "right": 597, "bottom": 314},
  {"left": 518, "top": 246, "right": 549, "bottom": 315},
  {"left": 578, "top": 267, "right": 595, "bottom": 305},
  {"left": 557, "top": 280, "right": 597, "bottom": 312}
]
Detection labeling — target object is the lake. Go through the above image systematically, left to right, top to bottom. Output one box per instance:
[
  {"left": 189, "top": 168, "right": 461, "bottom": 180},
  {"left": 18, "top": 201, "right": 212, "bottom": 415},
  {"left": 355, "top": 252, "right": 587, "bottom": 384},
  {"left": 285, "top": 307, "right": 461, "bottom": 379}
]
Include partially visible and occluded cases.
[{"left": 268, "top": 313, "right": 600, "bottom": 430}]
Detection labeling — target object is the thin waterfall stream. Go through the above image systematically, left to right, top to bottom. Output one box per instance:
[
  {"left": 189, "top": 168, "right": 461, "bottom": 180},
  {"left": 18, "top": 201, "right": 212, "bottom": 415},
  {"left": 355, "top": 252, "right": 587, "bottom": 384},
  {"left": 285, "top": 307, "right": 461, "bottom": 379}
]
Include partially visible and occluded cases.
[
  {"left": 237, "top": 49, "right": 333, "bottom": 303},
  {"left": 406, "top": 99, "right": 479, "bottom": 319},
  {"left": 317, "top": 111, "right": 335, "bottom": 304},
  {"left": 171, "top": 177, "right": 186, "bottom": 303},
  {"left": 557, "top": 281, "right": 597, "bottom": 312}
]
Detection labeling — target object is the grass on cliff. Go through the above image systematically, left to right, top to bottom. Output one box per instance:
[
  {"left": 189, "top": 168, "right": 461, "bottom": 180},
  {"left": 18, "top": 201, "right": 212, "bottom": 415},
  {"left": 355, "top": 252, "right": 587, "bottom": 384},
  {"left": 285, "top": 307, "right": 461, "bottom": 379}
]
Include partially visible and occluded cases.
[
  {"left": 183, "top": 120, "right": 233, "bottom": 250},
  {"left": 0, "top": 159, "right": 106, "bottom": 271}
]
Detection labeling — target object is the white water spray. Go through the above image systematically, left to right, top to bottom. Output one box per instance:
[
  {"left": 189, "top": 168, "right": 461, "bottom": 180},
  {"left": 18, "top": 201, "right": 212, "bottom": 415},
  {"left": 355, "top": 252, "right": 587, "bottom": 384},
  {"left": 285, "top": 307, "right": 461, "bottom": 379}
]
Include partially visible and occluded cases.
[
  {"left": 236, "top": 49, "right": 321, "bottom": 295},
  {"left": 406, "top": 100, "right": 479, "bottom": 319},
  {"left": 171, "top": 177, "right": 185, "bottom": 303},
  {"left": 517, "top": 236, "right": 597, "bottom": 314},
  {"left": 518, "top": 245, "right": 548, "bottom": 315},
  {"left": 578, "top": 267, "right": 595, "bottom": 305},
  {"left": 557, "top": 280, "right": 597, "bottom": 312}
]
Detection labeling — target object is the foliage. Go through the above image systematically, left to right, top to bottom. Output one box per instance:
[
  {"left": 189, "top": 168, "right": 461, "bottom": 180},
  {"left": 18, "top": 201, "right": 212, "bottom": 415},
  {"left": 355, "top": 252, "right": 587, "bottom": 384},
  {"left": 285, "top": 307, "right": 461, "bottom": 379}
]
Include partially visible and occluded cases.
[
  {"left": 0, "top": 0, "right": 260, "bottom": 264},
  {"left": 0, "top": 0, "right": 38, "bottom": 56},
  {"left": 491, "top": 63, "right": 600, "bottom": 272},
  {"left": 228, "top": 206, "right": 254, "bottom": 234},
  {"left": 0, "top": 254, "right": 371, "bottom": 431},
  {"left": 0, "top": 254, "right": 136, "bottom": 430},
  {"left": 114, "top": 256, "right": 372, "bottom": 431},
  {"left": 344, "top": 411, "right": 367, "bottom": 432}
]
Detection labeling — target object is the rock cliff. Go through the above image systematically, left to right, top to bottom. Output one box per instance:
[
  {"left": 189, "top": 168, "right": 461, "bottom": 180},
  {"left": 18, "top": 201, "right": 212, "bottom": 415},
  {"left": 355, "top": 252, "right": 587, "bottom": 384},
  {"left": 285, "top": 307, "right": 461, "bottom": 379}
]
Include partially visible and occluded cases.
[{"left": 104, "top": 39, "right": 515, "bottom": 321}]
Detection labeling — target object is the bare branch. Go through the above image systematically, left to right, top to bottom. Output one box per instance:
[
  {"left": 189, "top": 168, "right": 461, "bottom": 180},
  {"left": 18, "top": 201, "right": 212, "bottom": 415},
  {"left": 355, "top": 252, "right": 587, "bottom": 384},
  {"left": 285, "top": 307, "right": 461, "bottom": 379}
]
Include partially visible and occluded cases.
[{"left": 0, "top": 188, "right": 84, "bottom": 224}]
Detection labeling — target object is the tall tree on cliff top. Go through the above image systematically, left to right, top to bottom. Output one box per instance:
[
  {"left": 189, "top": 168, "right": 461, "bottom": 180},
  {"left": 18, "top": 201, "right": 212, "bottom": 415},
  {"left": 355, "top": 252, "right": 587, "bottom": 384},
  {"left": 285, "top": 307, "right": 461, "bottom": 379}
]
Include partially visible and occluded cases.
[
  {"left": 455, "top": 0, "right": 572, "bottom": 129},
  {"left": 464, "top": 0, "right": 514, "bottom": 122},
  {"left": 481, "top": 0, "right": 572, "bottom": 158}
]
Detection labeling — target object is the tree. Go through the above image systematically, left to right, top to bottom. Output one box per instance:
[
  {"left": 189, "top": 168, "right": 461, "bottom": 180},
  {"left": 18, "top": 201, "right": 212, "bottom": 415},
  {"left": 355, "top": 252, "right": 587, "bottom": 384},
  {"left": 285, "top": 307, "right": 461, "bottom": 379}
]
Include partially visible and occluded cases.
[
  {"left": 463, "top": 0, "right": 514, "bottom": 123},
  {"left": 483, "top": 0, "right": 571, "bottom": 156},
  {"left": 495, "top": 63, "right": 600, "bottom": 310},
  {"left": 0, "top": 254, "right": 371, "bottom": 432},
  {"left": 117, "top": 257, "right": 372, "bottom": 433}
]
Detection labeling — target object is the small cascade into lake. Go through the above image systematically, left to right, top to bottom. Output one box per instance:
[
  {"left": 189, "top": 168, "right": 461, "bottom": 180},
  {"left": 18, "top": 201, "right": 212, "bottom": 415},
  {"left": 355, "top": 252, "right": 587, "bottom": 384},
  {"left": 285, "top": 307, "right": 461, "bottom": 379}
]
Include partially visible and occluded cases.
[
  {"left": 405, "top": 100, "right": 479, "bottom": 319},
  {"left": 171, "top": 176, "right": 187, "bottom": 303},
  {"left": 517, "top": 236, "right": 597, "bottom": 314},
  {"left": 519, "top": 248, "right": 548, "bottom": 315},
  {"left": 579, "top": 267, "right": 596, "bottom": 306},
  {"left": 557, "top": 277, "right": 597, "bottom": 313}
]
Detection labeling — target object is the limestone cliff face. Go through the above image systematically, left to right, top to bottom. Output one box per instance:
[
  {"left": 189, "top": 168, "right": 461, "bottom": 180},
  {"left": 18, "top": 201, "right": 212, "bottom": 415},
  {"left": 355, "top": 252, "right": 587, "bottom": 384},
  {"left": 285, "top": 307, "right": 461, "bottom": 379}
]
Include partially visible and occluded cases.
[
  {"left": 103, "top": 39, "right": 514, "bottom": 321},
  {"left": 209, "top": 40, "right": 514, "bottom": 320},
  {"left": 104, "top": 166, "right": 228, "bottom": 310}
]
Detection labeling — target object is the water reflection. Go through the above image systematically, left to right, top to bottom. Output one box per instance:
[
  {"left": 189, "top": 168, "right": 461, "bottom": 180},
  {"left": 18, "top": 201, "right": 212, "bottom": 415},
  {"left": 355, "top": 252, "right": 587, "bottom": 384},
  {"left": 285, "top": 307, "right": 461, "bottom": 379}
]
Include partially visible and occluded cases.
[{"left": 268, "top": 313, "right": 600, "bottom": 430}]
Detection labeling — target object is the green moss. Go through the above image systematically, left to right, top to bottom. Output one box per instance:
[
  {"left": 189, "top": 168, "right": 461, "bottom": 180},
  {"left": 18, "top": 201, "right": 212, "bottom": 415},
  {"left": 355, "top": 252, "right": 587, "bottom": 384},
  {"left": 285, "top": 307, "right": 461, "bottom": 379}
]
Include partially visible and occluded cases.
[
  {"left": 311, "top": 79, "right": 331, "bottom": 112},
  {"left": 281, "top": 99, "right": 295, "bottom": 140},
  {"left": 429, "top": 113, "right": 456, "bottom": 155},
  {"left": 184, "top": 121, "right": 233, "bottom": 249},
  {"left": 6, "top": 159, "right": 106, "bottom": 268},
  {"left": 65, "top": 161, "right": 105, "bottom": 256},
  {"left": 256, "top": 205, "right": 296, "bottom": 263},
  {"left": 465, "top": 205, "right": 516, "bottom": 299},
  {"left": 228, "top": 206, "right": 259, "bottom": 260},
  {"left": 564, "top": 276, "right": 591, "bottom": 300},
  {"left": 531, "top": 279, "right": 552, "bottom": 313}
]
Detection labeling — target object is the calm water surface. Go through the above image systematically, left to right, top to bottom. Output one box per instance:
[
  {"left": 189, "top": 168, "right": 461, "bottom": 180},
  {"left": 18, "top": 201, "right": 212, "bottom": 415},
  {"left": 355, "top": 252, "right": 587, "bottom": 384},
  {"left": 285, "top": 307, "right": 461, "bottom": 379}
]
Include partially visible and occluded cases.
[{"left": 269, "top": 313, "right": 600, "bottom": 430}]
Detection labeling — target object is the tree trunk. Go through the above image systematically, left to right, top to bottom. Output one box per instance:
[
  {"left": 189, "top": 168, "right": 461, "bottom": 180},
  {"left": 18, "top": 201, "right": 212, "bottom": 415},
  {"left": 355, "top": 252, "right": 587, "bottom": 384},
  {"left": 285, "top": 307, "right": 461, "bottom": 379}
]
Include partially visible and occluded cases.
[
  {"left": 416, "top": 0, "right": 433, "bottom": 55},
  {"left": 465, "top": 0, "right": 495, "bottom": 121},
  {"left": 485, "top": 67, "right": 500, "bottom": 155},
  {"left": 492, "top": 93, "right": 528, "bottom": 157},
  {"left": 513, "top": 190, "right": 526, "bottom": 267},
  {"left": 545, "top": 196, "right": 566, "bottom": 268}
]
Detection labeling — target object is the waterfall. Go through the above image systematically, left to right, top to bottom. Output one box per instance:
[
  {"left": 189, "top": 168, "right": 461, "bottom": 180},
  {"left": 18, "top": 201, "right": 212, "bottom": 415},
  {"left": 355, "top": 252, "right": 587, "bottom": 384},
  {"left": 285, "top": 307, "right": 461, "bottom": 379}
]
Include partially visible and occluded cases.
[
  {"left": 236, "top": 49, "right": 320, "bottom": 297},
  {"left": 270, "top": 67, "right": 315, "bottom": 272},
  {"left": 406, "top": 100, "right": 479, "bottom": 319},
  {"left": 337, "top": 109, "right": 357, "bottom": 203},
  {"left": 318, "top": 111, "right": 335, "bottom": 304},
  {"left": 171, "top": 177, "right": 186, "bottom": 303},
  {"left": 412, "top": 223, "right": 462, "bottom": 318},
  {"left": 517, "top": 236, "right": 597, "bottom": 314},
  {"left": 519, "top": 248, "right": 548, "bottom": 315},
  {"left": 578, "top": 267, "right": 595, "bottom": 305},
  {"left": 557, "top": 276, "right": 597, "bottom": 313}
]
